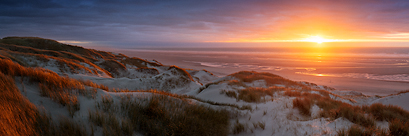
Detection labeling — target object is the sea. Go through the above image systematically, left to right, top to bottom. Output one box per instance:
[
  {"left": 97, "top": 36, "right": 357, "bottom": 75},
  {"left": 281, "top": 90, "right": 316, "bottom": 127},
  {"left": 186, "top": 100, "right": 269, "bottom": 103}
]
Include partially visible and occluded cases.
[{"left": 100, "top": 43, "right": 409, "bottom": 95}]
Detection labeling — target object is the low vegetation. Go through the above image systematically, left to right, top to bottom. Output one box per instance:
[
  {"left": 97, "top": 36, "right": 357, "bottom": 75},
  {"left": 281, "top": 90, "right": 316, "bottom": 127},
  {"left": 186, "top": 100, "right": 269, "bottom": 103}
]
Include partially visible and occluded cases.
[
  {"left": 0, "top": 36, "right": 117, "bottom": 60},
  {"left": 121, "top": 57, "right": 162, "bottom": 68},
  {"left": 99, "top": 59, "right": 127, "bottom": 77},
  {"left": 168, "top": 65, "right": 194, "bottom": 81},
  {"left": 136, "top": 67, "right": 159, "bottom": 75},
  {"left": 0, "top": 69, "right": 89, "bottom": 136},
  {"left": 229, "top": 71, "right": 301, "bottom": 87},
  {"left": 0, "top": 72, "right": 38, "bottom": 136},
  {"left": 224, "top": 87, "right": 286, "bottom": 103},
  {"left": 288, "top": 91, "right": 409, "bottom": 134},
  {"left": 121, "top": 95, "right": 230, "bottom": 136},
  {"left": 293, "top": 97, "right": 313, "bottom": 116},
  {"left": 389, "top": 119, "right": 409, "bottom": 136},
  {"left": 233, "top": 120, "right": 246, "bottom": 134}
]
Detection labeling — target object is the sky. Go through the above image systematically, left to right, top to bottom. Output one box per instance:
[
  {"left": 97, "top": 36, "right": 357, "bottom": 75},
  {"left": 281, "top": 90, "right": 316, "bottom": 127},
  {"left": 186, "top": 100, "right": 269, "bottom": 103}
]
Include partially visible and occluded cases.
[{"left": 1, "top": 0, "right": 409, "bottom": 47}]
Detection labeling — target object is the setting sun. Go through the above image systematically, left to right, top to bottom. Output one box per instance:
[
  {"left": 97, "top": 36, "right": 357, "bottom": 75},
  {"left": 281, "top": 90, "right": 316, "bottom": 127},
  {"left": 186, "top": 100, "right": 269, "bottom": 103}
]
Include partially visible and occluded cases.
[
  {"left": 303, "top": 36, "right": 327, "bottom": 44},
  {"left": 306, "top": 36, "right": 325, "bottom": 44}
]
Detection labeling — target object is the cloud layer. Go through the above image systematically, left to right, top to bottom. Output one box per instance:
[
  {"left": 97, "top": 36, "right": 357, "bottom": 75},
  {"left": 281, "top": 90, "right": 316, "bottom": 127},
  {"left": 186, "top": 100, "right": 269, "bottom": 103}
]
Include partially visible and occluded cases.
[{"left": 1, "top": 0, "right": 409, "bottom": 46}]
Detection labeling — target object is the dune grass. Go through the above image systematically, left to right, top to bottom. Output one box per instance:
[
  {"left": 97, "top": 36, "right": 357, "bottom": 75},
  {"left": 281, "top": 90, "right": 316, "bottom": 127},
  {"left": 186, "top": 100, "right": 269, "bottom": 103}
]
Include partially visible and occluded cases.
[
  {"left": 0, "top": 36, "right": 117, "bottom": 60},
  {"left": 121, "top": 57, "right": 162, "bottom": 68},
  {"left": 0, "top": 58, "right": 115, "bottom": 117},
  {"left": 99, "top": 59, "right": 127, "bottom": 77},
  {"left": 168, "top": 65, "right": 194, "bottom": 81},
  {"left": 136, "top": 67, "right": 159, "bottom": 75},
  {"left": 0, "top": 70, "right": 88, "bottom": 136},
  {"left": 229, "top": 71, "right": 301, "bottom": 87},
  {"left": 0, "top": 72, "right": 39, "bottom": 136},
  {"left": 223, "top": 87, "right": 286, "bottom": 103},
  {"left": 287, "top": 91, "right": 376, "bottom": 127},
  {"left": 289, "top": 91, "right": 409, "bottom": 131},
  {"left": 119, "top": 95, "right": 230, "bottom": 136},
  {"left": 293, "top": 97, "right": 313, "bottom": 116},
  {"left": 363, "top": 103, "right": 409, "bottom": 123},
  {"left": 88, "top": 110, "right": 129, "bottom": 136},
  {"left": 389, "top": 119, "right": 409, "bottom": 136}
]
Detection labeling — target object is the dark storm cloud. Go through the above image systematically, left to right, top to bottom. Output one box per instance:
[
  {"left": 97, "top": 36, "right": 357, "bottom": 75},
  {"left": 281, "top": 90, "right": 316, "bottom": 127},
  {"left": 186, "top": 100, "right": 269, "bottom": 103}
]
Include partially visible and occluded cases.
[{"left": 1, "top": 0, "right": 409, "bottom": 45}]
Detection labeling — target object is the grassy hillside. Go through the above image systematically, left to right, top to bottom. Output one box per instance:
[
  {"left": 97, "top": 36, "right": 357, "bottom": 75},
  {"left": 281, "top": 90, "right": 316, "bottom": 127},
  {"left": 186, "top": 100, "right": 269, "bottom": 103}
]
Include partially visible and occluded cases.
[{"left": 0, "top": 37, "right": 169, "bottom": 78}]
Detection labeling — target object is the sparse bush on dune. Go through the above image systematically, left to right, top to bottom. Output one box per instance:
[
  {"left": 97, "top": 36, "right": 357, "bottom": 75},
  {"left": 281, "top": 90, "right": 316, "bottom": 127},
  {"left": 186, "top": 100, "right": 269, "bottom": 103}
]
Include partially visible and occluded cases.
[
  {"left": 136, "top": 67, "right": 159, "bottom": 75},
  {"left": 226, "top": 87, "right": 285, "bottom": 103},
  {"left": 224, "top": 90, "right": 238, "bottom": 98},
  {"left": 293, "top": 97, "right": 313, "bottom": 116},
  {"left": 88, "top": 110, "right": 125, "bottom": 136},
  {"left": 52, "top": 117, "right": 88, "bottom": 136},
  {"left": 389, "top": 119, "right": 409, "bottom": 136},
  {"left": 233, "top": 120, "right": 246, "bottom": 134},
  {"left": 337, "top": 125, "right": 373, "bottom": 136}
]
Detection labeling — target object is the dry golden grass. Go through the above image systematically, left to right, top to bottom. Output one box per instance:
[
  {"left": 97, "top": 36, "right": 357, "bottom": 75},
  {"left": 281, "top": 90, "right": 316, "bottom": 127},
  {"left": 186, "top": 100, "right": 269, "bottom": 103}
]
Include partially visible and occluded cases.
[
  {"left": 0, "top": 37, "right": 117, "bottom": 60},
  {"left": 0, "top": 37, "right": 120, "bottom": 77},
  {"left": 0, "top": 43, "right": 90, "bottom": 62},
  {"left": 1, "top": 48, "right": 112, "bottom": 76},
  {"left": 121, "top": 57, "right": 162, "bottom": 68},
  {"left": 0, "top": 59, "right": 114, "bottom": 117},
  {"left": 99, "top": 59, "right": 127, "bottom": 76},
  {"left": 168, "top": 65, "right": 194, "bottom": 81},
  {"left": 228, "top": 71, "right": 301, "bottom": 87},
  {"left": 0, "top": 72, "right": 39, "bottom": 136},
  {"left": 227, "top": 79, "right": 247, "bottom": 87},
  {"left": 236, "top": 87, "right": 279, "bottom": 102},
  {"left": 284, "top": 90, "right": 303, "bottom": 97},
  {"left": 286, "top": 91, "right": 376, "bottom": 127},
  {"left": 123, "top": 95, "right": 230, "bottom": 136},
  {"left": 293, "top": 97, "right": 313, "bottom": 116},
  {"left": 362, "top": 103, "right": 409, "bottom": 123},
  {"left": 389, "top": 119, "right": 409, "bottom": 136},
  {"left": 337, "top": 126, "right": 377, "bottom": 136}
]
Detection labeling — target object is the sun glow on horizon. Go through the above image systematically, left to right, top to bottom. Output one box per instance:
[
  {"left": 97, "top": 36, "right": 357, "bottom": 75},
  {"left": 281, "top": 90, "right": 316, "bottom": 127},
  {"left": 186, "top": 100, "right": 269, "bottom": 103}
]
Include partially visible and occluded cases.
[{"left": 301, "top": 35, "right": 340, "bottom": 44}]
